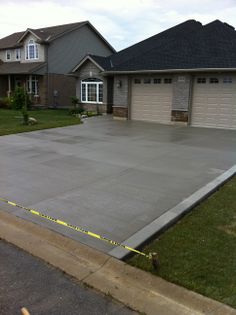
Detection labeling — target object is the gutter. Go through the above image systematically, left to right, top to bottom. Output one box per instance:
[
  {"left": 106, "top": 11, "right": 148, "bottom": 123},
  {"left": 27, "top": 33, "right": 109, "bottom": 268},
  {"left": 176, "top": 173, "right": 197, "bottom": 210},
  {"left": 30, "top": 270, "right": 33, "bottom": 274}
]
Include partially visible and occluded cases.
[{"left": 102, "top": 68, "right": 236, "bottom": 75}]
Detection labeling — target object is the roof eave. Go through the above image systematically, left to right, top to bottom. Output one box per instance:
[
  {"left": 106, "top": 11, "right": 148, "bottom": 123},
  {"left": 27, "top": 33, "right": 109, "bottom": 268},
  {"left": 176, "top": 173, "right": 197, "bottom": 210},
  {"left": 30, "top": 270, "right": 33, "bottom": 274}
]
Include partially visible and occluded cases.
[
  {"left": 47, "top": 21, "right": 88, "bottom": 42},
  {"left": 86, "top": 22, "right": 116, "bottom": 53},
  {"left": 17, "top": 29, "right": 42, "bottom": 43},
  {"left": 72, "top": 55, "right": 105, "bottom": 73},
  {"left": 102, "top": 68, "right": 236, "bottom": 75}
]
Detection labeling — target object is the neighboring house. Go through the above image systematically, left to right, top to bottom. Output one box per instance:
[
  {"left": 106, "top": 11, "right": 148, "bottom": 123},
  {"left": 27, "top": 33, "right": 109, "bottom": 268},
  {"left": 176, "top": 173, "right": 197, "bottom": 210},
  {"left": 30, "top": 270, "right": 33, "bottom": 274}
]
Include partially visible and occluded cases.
[
  {"left": 72, "top": 20, "right": 236, "bottom": 130},
  {"left": 0, "top": 21, "right": 115, "bottom": 107}
]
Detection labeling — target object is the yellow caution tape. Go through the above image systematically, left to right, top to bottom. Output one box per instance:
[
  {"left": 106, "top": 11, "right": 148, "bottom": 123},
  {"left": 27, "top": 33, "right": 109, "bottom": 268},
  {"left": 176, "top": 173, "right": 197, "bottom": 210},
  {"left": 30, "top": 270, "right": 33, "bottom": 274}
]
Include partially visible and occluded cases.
[{"left": 0, "top": 196, "right": 150, "bottom": 259}]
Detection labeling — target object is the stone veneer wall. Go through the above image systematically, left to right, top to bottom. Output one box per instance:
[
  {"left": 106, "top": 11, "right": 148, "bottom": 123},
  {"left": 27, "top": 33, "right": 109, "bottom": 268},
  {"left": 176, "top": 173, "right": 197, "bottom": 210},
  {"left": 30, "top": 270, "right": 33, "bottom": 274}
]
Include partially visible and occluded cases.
[{"left": 74, "top": 60, "right": 108, "bottom": 113}]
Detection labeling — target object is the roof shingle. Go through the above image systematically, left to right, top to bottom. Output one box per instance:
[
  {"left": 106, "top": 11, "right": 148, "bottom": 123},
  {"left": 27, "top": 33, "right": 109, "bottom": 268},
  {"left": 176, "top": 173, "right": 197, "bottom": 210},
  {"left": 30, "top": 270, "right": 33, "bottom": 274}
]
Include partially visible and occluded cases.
[
  {"left": 92, "top": 19, "right": 236, "bottom": 72},
  {"left": 0, "top": 21, "right": 86, "bottom": 50}
]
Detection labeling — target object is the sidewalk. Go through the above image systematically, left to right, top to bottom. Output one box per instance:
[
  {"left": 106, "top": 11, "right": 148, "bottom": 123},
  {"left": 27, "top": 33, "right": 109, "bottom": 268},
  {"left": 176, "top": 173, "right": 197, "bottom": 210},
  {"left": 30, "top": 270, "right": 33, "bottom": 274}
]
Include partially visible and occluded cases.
[{"left": 1, "top": 210, "right": 236, "bottom": 315}]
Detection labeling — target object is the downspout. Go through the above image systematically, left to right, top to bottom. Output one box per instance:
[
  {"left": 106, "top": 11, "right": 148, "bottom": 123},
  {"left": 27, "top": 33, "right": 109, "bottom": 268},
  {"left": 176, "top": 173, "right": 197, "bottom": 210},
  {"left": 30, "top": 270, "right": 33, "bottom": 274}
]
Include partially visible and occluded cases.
[{"left": 45, "top": 44, "right": 49, "bottom": 107}]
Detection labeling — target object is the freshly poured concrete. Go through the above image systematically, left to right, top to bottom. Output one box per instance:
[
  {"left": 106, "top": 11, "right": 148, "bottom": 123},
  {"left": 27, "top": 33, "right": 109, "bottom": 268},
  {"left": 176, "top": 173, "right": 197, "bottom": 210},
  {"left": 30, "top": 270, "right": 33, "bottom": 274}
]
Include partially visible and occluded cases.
[{"left": 0, "top": 116, "right": 235, "bottom": 254}]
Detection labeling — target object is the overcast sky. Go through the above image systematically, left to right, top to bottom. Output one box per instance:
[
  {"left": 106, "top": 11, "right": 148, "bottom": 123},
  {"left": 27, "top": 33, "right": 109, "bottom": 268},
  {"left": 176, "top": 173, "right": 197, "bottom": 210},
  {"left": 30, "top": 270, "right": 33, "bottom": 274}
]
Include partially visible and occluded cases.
[{"left": 1, "top": 0, "right": 236, "bottom": 51}]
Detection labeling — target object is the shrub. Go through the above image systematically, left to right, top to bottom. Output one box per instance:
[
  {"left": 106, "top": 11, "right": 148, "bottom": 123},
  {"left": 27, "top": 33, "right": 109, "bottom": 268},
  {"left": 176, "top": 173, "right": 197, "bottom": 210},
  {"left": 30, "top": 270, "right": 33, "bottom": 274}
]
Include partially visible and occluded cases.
[
  {"left": 11, "top": 87, "right": 31, "bottom": 110},
  {"left": 70, "top": 96, "right": 80, "bottom": 109},
  {"left": 0, "top": 97, "right": 11, "bottom": 109},
  {"left": 68, "top": 108, "right": 84, "bottom": 116}
]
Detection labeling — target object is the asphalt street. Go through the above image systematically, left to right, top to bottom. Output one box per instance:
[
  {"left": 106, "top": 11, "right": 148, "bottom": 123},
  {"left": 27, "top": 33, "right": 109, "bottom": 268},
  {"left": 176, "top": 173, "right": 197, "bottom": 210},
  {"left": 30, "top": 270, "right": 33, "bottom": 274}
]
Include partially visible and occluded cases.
[{"left": 0, "top": 240, "right": 137, "bottom": 315}]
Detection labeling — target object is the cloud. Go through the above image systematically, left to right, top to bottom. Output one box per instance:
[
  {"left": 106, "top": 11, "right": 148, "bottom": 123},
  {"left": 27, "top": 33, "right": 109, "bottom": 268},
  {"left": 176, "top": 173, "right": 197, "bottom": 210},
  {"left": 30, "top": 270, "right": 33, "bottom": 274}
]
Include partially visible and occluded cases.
[{"left": 0, "top": 0, "right": 236, "bottom": 50}]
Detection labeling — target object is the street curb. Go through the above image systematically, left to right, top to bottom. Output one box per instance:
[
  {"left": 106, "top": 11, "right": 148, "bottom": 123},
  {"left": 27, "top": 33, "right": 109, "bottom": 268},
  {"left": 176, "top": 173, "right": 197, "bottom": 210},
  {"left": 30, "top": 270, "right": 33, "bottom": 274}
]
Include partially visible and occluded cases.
[
  {"left": 109, "top": 165, "right": 236, "bottom": 259},
  {"left": 1, "top": 210, "right": 236, "bottom": 315}
]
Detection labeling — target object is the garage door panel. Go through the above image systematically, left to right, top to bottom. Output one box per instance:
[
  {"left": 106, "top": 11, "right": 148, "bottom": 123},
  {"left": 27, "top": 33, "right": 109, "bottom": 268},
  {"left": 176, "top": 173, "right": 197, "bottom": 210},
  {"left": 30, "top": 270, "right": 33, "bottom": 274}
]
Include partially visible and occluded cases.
[
  {"left": 191, "top": 75, "right": 236, "bottom": 129},
  {"left": 131, "top": 79, "right": 172, "bottom": 123}
]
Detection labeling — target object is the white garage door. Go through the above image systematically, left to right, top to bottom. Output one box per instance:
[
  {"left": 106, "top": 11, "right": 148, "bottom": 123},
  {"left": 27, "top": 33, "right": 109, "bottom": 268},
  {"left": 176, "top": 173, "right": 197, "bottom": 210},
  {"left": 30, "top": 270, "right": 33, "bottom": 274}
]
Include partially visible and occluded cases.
[
  {"left": 191, "top": 75, "right": 236, "bottom": 129},
  {"left": 131, "top": 77, "right": 172, "bottom": 123}
]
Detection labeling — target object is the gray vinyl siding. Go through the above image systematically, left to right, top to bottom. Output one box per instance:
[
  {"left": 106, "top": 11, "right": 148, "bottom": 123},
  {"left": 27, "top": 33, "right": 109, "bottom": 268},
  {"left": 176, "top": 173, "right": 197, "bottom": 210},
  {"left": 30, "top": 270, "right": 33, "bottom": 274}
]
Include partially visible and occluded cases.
[
  {"left": 47, "top": 24, "right": 113, "bottom": 74},
  {"left": 113, "top": 75, "right": 129, "bottom": 107}
]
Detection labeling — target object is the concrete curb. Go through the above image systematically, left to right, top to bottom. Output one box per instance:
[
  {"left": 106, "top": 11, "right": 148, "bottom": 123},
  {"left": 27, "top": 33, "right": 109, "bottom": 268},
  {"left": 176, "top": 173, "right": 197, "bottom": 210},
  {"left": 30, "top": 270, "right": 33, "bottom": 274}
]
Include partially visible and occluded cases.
[
  {"left": 109, "top": 165, "right": 236, "bottom": 259},
  {"left": 1, "top": 210, "right": 236, "bottom": 315}
]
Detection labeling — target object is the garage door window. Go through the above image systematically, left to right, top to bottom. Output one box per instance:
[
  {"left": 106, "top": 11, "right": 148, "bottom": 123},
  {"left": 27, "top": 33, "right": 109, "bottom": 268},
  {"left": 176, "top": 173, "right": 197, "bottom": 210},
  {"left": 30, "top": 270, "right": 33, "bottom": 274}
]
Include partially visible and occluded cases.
[
  {"left": 223, "top": 77, "right": 233, "bottom": 83},
  {"left": 81, "top": 78, "right": 103, "bottom": 103},
  {"left": 134, "top": 78, "right": 141, "bottom": 84},
  {"left": 144, "top": 78, "right": 151, "bottom": 84},
  {"left": 153, "top": 78, "right": 162, "bottom": 84},
  {"left": 164, "top": 78, "right": 172, "bottom": 84},
  {"left": 197, "top": 78, "right": 206, "bottom": 83},
  {"left": 210, "top": 78, "right": 219, "bottom": 84}
]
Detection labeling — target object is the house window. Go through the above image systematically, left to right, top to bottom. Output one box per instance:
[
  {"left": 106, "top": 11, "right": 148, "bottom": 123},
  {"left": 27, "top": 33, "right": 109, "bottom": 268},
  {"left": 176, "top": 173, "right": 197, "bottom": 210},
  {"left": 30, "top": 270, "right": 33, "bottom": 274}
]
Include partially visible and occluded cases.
[
  {"left": 26, "top": 39, "right": 39, "bottom": 60},
  {"left": 15, "top": 48, "right": 21, "bottom": 60},
  {"left": 6, "top": 50, "right": 11, "bottom": 61},
  {"left": 27, "top": 76, "right": 39, "bottom": 95},
  {"left": 223, "top": 77, "right": 232, "bottom": 83},
  {"left": 81, "top": 78, "right": 103, "bottom": 103},
  {"left": 134, "top": 78, "right": 141, "bottom": 84},
  {"left": 143, "top": 78, "right": 151, "bottom": 84},
  {"left": 153, "top": 78, "right": 161, "bottom": 84},
  {"left": 164, "top": 78, "right": 172, "bottom": 84},
  {"left": 197, "top": 78, "right": 206, "bottom": 83},
  {"left": 210, "top": 78, "right": 219, "bottom": 84}
]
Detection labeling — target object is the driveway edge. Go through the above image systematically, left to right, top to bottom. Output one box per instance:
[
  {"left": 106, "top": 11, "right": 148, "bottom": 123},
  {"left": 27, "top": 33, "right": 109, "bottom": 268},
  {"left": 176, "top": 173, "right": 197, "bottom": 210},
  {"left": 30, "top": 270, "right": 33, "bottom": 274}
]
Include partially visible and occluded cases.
[
  {"left": 109, "top": 165, "right": 236, "bottom": 259},
  {"left": 1, "top": 210, "right": 236, "bottom": 315}
]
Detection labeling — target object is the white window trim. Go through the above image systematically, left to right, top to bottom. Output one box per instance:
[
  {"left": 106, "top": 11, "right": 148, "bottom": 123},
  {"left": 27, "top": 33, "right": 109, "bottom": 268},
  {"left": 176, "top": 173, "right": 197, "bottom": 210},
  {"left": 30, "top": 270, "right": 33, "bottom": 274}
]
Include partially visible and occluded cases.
[
  {"left": 25, "top": 39, "right": 39, "bottom": 60},
  {"left": 6, "top": 50, "right": 11, "bottom": 61},
  {"left": 27, "top": 75, "right": 39, "bottom": 96},
  {"left": 81, "top": 80, "right": 103, "bottom": 104}
]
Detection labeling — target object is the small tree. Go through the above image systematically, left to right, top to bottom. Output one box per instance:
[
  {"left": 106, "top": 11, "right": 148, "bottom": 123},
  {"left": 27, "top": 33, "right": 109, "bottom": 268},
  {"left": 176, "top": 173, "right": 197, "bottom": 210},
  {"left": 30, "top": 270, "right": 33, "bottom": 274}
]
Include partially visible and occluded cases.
[{"left": 11, "top": 87, "right": 31, "bottom": 125}]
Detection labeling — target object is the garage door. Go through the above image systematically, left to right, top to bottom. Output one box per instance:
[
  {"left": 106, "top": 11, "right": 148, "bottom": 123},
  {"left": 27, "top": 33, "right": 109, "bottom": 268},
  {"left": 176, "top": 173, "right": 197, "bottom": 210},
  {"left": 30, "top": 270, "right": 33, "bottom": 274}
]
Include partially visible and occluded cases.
[
  {"left": 191, "top": 75, "right": 236, "bottom": 129},
  {"left": 131, "top": 77, "right": 172, "bottom": 123}
]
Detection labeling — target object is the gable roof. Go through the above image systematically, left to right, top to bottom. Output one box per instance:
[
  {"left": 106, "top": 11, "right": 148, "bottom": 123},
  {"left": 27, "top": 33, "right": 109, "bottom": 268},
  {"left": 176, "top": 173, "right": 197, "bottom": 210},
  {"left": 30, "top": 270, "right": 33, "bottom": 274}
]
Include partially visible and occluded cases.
[
  {"left": 88, "top": 19, "right": 236, "bottom": 73},
  {"left": 0, "top": 21, "right": 115, "bottom": 52}
]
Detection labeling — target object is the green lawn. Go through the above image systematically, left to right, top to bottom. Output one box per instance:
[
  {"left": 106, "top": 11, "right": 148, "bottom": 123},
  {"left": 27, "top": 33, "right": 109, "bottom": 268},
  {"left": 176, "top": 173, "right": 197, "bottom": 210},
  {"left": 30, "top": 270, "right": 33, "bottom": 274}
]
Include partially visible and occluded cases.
[
  {"left": 0, "top": 109, "right": 81, "bottom": 136},
  {"left": 128, "top": 176, "right": 236, "bottom": 308}
]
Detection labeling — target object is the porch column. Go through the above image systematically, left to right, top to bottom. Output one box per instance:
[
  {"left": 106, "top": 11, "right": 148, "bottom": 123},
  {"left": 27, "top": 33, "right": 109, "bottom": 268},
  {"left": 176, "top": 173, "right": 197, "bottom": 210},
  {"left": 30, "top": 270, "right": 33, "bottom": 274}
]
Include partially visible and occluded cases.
[
  {"left": 7, "top": 75, "right": 11, "bottom": 97},
  {"left": 29, "top": 75, "right": 32, "bottom": 93}
]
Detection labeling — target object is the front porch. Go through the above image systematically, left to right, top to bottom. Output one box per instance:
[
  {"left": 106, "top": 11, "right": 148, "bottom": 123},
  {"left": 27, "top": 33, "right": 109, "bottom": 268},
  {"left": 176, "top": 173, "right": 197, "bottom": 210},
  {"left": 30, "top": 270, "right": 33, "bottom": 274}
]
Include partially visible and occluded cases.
[{"left": 0, "top": 74, "right": 46, "bottom": 106}]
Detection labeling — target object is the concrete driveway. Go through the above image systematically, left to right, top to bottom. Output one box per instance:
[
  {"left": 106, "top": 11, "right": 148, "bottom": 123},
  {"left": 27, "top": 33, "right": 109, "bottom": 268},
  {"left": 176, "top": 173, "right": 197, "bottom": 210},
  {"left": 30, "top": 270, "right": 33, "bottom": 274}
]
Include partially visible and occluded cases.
[{"left": 0, "top": 116, "right": 235, "bottom": 255}]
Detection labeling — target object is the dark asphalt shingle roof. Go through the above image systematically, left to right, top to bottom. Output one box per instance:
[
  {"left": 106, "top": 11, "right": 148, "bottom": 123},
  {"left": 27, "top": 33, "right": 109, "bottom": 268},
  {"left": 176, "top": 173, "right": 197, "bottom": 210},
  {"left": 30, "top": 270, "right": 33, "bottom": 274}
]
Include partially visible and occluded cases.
[
  {"left": 90, "top": 20, "right": 236, "bottom": 72},
  {"left": 0, "top": 22, "right": 86, "bottom": 50},
  {"left": 0, "top": 62, "right": 46, "bottom": 74}
]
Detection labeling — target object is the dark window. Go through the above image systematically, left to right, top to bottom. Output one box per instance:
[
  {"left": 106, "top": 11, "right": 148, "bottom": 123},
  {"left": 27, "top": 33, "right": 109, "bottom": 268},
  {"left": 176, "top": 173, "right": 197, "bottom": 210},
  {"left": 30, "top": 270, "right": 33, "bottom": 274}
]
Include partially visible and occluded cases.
[
  {"left": 134, "top": 78, "right": 141, "bottom": 84},
  {"left": 144, "top": 78, "right": 151, "bottom": 84},
  {"left": 153, "top": 78, "right": 161, "bottom": 84},
  {"left": 164, "top": 78, "right": 172, "bottom": 84},
  {"left": 197, "top": 78, "right": 206, "bottom": 83},
  {"left": 210, "top": 78, "right": 219, "bottom": 84}
]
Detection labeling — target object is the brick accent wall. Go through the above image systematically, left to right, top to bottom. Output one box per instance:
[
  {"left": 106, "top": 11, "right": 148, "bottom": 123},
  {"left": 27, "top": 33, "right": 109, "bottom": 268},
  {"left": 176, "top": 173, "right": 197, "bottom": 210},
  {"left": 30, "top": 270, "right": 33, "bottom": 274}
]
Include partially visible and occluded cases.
[
  {"left": 47, "top": 73, "right": 76, "bottom": 107},
  {"left": 0, "top": 76, "right": 8, "bottom": 98},
  {"left": 80, "top": 103, "right": 107, "bottom": 114},
  {"left": 113, "top": 106, "right": 128, "bottom": 118},
  {"left": 171, "top": 110, "right": 188, "bottom": 122}
]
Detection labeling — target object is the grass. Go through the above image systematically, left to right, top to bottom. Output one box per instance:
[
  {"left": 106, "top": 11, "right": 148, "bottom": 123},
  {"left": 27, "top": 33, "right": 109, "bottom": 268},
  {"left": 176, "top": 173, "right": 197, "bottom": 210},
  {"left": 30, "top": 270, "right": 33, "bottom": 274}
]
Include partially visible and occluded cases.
[
  {"left": 0, "top": 109, "right": 81, "bottom": 136},
  {"left": 128, "top": 176, "right": 236, "bottom": 308}
]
